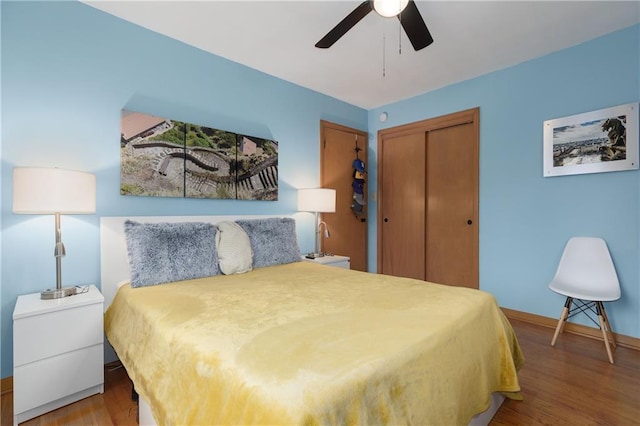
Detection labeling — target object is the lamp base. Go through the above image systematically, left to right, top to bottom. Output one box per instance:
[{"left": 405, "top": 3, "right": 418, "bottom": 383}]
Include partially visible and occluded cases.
[{"left": 41, "top": 286, "right": 77, "bottom": 300}]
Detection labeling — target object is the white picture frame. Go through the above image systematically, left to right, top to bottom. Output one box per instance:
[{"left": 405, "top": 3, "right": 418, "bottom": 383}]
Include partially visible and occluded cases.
[{"left": 543, "top": 102, "right": 638, "bottom": 177}]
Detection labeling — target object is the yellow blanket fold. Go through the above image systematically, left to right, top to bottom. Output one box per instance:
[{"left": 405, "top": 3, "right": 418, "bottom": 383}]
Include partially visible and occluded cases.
[{"left": 105, "top": 262, "right": 523, "bottom": 426}]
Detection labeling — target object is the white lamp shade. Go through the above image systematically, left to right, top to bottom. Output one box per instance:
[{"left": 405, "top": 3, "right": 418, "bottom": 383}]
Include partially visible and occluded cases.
[
  {"left": 373, "top": 0, "right": 409, "bottom": 17},
  {"left": 13, "top": 167, "right": 96, "bottom": 214},
  {"left": 297, "top": 188, "right": 336, "bottom": 213}
]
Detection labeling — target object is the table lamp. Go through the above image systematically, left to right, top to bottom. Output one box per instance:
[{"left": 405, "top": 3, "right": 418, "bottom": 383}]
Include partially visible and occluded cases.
[
  {"left": 13, "top": 167, "right": 96, "bottom": 299},
  {"left": 297, "top": 188, "right": 336, "bottom": 258}
]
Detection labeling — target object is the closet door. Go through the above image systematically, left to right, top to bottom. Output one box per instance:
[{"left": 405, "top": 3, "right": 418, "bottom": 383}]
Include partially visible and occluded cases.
[
  {"left": 377, "top": 108, "right": 479, "bottom": 288},
  {"left": 425, "top": 122, "right": 478, "bottom": 288},
  {"left": 378, "top": 132, "right": 426, "bottom": 280}
]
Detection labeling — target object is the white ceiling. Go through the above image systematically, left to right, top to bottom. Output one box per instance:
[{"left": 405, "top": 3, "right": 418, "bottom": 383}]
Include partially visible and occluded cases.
[{"left": 84, "top": 1, "right": 639, "bottom": 110}]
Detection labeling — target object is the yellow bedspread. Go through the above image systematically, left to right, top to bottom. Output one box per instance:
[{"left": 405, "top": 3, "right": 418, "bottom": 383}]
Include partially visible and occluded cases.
[{"left": 105, "top": 262, "right": 523, "bottom": 426}]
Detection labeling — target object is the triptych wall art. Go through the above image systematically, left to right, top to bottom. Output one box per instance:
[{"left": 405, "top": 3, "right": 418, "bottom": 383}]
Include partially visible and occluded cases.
[
  {"left": 543, "top": 103, "right": 638, "bottom": 177},
  {"left": 120, "top": 110, "right": 278, "bottom": 200}
]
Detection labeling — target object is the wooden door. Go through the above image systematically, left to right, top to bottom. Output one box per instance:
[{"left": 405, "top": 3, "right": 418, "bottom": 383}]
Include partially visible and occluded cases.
[
  {"left": 377, "top": 108, "right": 479, "bottom": 288},
  {"left": 320, "top": 121, "right": 368, "bottom": 271},
  {"left": 425, "top": 122, "right": 478, "bottom": 288},
  {"left": 379, "top": 132, "right": 426, "bottom": 280}
]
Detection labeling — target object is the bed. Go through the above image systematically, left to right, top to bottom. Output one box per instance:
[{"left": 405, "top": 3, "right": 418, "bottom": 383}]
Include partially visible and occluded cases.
[{"left": 100, "top": 215, "right": 523, "bottom": 426}]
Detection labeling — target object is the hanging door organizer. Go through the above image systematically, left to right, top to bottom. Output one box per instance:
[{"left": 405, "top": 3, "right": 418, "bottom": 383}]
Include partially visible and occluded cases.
[{"left": 351, "top": 137, "right": 366, "bottom": 219}]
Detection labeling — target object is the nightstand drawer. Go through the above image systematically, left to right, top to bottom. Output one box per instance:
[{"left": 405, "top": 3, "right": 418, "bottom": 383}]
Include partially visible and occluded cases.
[
  {"left": 326, "top": 259, "right": 350, "bottom": 269},
  {"left": 14, "top": 303, "right": 103, "bottom": 366},
  {"left": 13, "top": 343, "right": 103, "bottom": 413}
]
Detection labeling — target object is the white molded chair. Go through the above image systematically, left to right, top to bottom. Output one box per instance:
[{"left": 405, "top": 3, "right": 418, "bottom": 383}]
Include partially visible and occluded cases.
[{"left": 548, "top": 237, "right": 621, "bottom": 364}]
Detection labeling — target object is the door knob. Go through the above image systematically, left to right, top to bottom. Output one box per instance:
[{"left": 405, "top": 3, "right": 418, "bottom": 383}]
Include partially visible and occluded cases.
[
  {"left": 384, "top": 218, "right": 389, "bottom": 222},
  {"left": 467, "top": 219, "right": 473, "bottom": 225}
]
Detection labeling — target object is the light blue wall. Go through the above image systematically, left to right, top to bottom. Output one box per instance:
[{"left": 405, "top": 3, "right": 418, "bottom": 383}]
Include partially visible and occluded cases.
[
  {"left": 0, "top": 1, "right": 367, "bottom": 378},
  {"left": 367, "top": 24, "right": 640, "bottom": 339}
]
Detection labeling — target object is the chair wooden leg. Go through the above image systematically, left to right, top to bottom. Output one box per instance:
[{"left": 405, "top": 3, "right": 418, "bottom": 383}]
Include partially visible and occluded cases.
[
  {"left": 551, "top": 297, "right": 572, "bottom": 346},
  {"left": 598, "top": 301, "right": 617, "bottom": 348},
  {"left": 597, "top": 302, "right": 615, "bottom": 364}
]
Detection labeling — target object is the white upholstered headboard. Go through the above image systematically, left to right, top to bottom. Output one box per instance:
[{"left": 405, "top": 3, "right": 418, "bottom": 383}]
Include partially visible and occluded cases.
[{"left": 99, "top": 215, "right": 291, "bottom": 309}]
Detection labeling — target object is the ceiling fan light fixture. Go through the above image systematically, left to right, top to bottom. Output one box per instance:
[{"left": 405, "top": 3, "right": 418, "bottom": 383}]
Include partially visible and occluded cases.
[
  {"left": 315, "top": 0, "right": 432, "bottom": 51},
  {"left": 373, "top": 0, "right": 409, "bottom": 17}
]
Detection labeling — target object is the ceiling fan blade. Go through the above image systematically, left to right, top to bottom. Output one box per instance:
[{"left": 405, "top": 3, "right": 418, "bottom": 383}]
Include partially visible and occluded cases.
[
  {"left": 398, "top": 0, "right": 433, "bottom": 51},
  {"left": 315, "top": 1, "right": 373, "bottom": 48}
]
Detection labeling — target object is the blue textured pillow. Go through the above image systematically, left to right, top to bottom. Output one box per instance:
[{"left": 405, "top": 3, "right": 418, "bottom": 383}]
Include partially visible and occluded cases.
[
  {"left": 235, "top": 218, "right": 301, "bottom": 268},
  {"left": 124, "top": 221, "right": 220, "bottom": 288}
]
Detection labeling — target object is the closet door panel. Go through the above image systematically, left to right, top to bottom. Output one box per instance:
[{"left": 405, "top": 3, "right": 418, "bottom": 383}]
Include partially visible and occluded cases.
[
  {"left": 425, "top": 122, "right": 478, "bottom": 288},
  {"left": 379, "top": 132, "right": 425, "bottom": 280}
]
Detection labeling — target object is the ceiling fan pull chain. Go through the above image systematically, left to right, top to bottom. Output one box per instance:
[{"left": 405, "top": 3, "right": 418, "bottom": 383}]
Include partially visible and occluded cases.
[
  {"left": 399, "top": 4, "right": 402, "bottom": 54},
  {"left": 382, "top": 21, "right": 386, "bottom": 77}
]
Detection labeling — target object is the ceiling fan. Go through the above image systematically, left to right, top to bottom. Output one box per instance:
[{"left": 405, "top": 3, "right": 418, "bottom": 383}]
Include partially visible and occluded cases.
[{"left": 315, "top": 0, "right": 434, "bottom": 51}]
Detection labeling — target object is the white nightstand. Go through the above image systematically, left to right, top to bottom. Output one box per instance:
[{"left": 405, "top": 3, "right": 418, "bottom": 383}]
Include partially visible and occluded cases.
[
  {"left": 303, "top": 255, "right": 351, "bottom": 269},
  {"left": 13, "top": 285, "right": 104, "bottom": 425}
]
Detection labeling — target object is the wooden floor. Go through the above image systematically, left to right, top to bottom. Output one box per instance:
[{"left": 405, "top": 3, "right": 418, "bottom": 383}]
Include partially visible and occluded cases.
[{"left": 2, "top": 319, "right": 638, "bottom": 425}]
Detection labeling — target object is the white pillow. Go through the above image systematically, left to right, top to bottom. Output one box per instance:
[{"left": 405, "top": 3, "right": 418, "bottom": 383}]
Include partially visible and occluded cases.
[{"left": 216, "top": 221, "right": 253, "bottom": 275}]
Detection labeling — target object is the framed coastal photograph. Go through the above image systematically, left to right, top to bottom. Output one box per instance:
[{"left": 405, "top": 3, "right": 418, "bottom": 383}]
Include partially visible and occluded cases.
[{"left": 543, "top": 103, "right": 638, "bottom": 177}]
